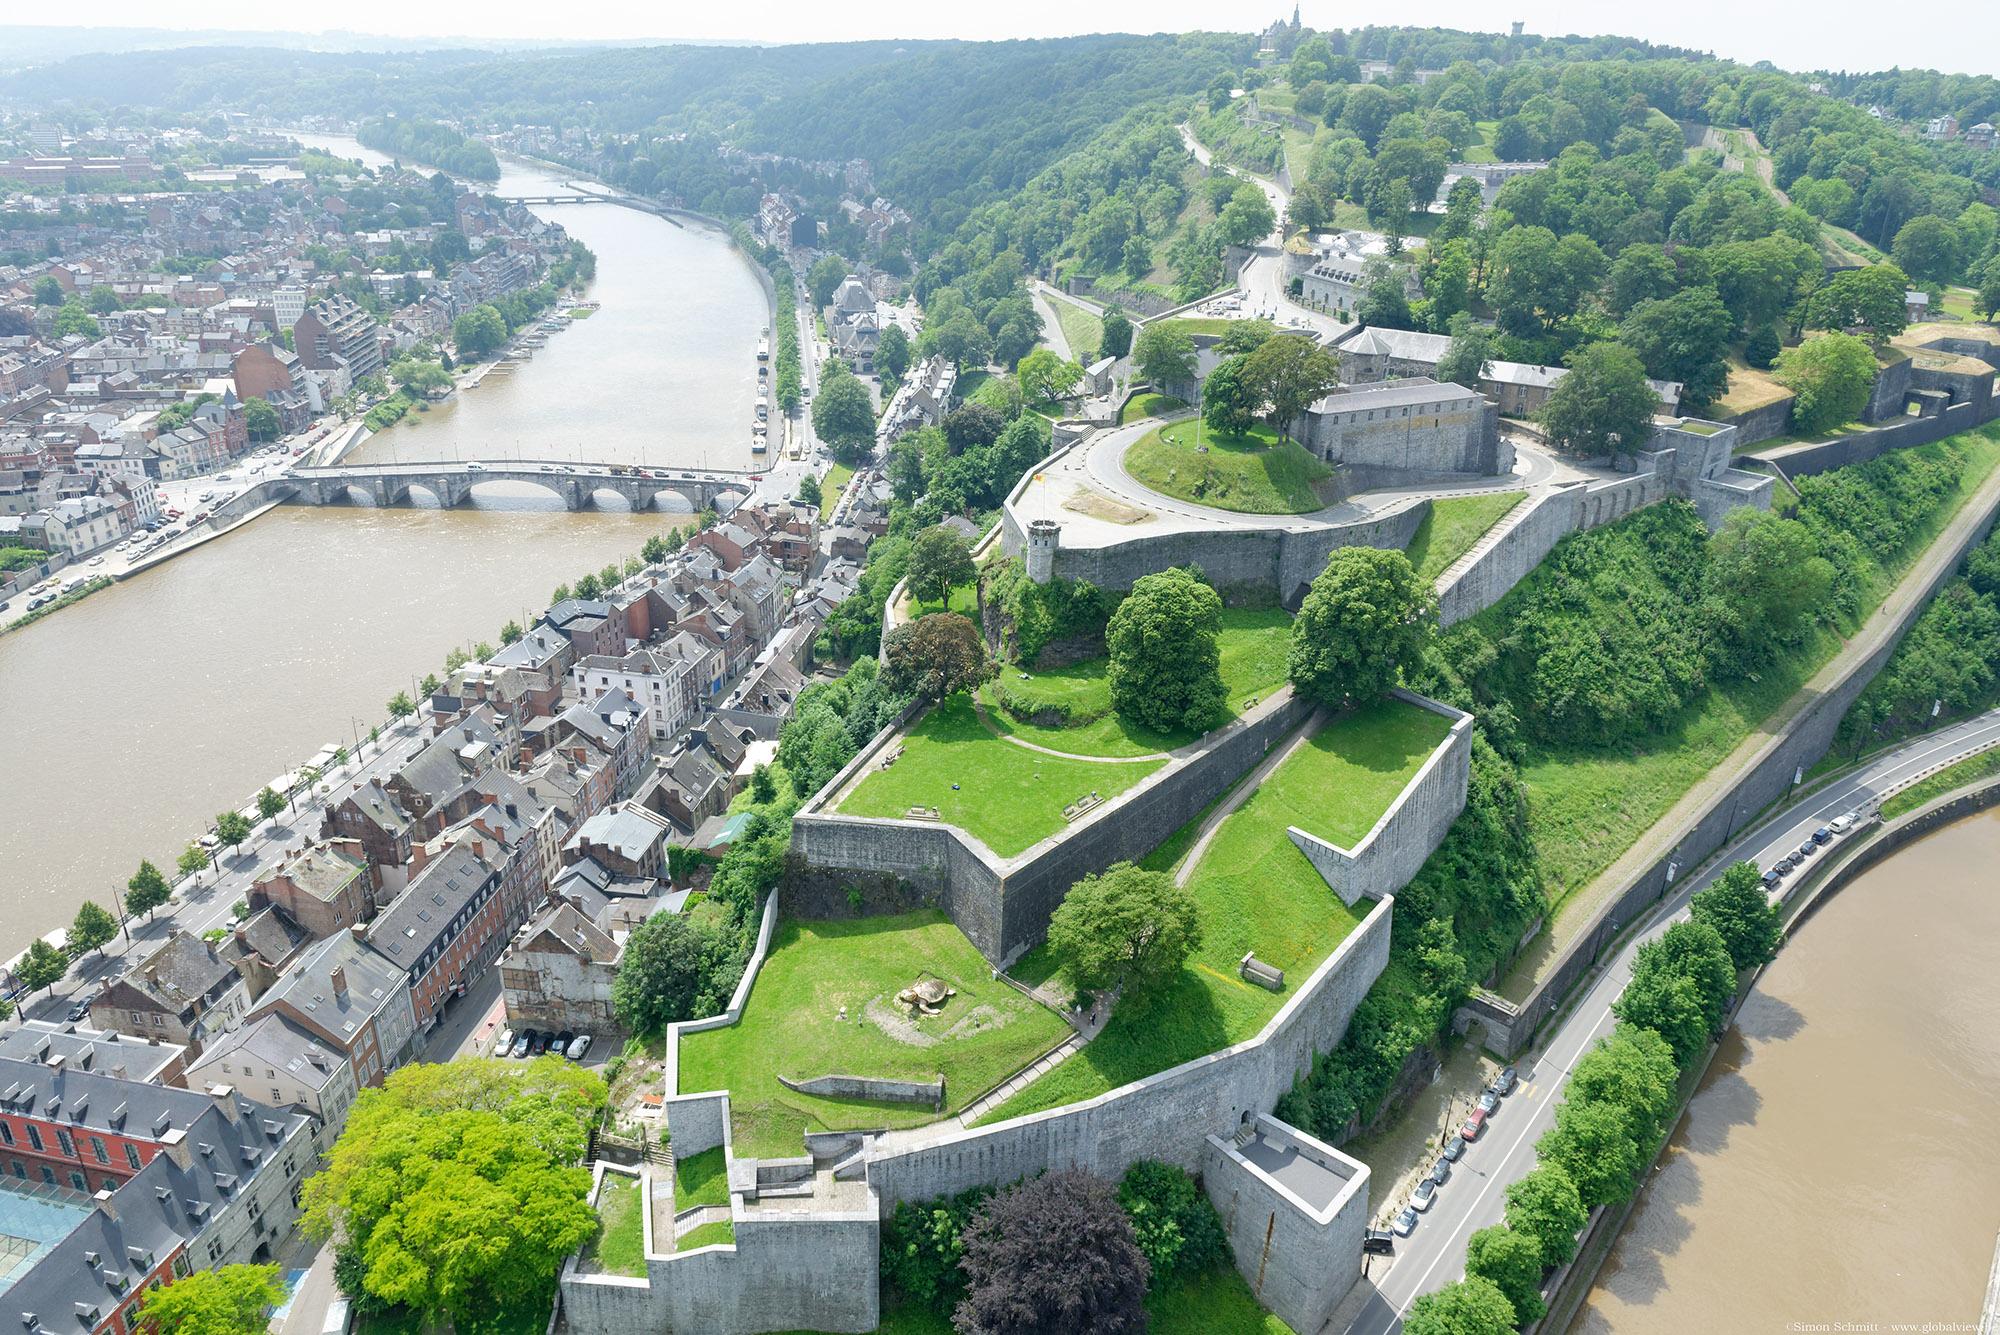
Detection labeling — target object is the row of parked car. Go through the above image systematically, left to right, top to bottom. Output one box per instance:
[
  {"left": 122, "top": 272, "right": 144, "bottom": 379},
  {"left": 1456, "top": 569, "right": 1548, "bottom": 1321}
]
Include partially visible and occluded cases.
[
  {"left": 1759, "top": 810, "right": 1861, "bottom": 888},
  {"left": 497, "top": 1027, "right": 593, "bottom": 1062},
  {"left": 1370, "top": 1064, "right": 1521, "bottom": 1250}
]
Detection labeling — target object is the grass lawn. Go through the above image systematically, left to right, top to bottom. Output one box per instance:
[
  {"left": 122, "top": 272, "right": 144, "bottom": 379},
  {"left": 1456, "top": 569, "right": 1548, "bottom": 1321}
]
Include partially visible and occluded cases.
[
  {"left": 1280, "top": 125, "right": 1316, "bottom": 182},
  {"left": 1051, "top": 299, "right": 1105, "bottom": 362},
  {"left": 1158, "top": 317, "right": 1245, "bottom": 338},
  {"left": 1715, "top": 356, "right": 1793, "bottom": 419},
  {"left": 957, "top": 369, "right": 1020, "bottom": 413},
  {"left": 1120, "top": 391, "right": 1187, "bottom": 424},
  {"left": 1125, "top": 419, "right": 1335, "bottom": 514},
  {"left": 1509, "top": 429, "right": 2000, "bottom": 944},
  {"left": 819, "top": 461, "right": 854, "bottom": 520},
  {"left": 1406, "top": 491, "right": 1525, "bottom": 583},
  {"left": 902, "top": 579, "right": 979, "bottom": 620},
  {"left": 982, "top": 608, "right": 1293, "bottom": 758},
  {"left": 838, "top": 695, "right": 1166, "bottom": 856},
  {"left": 981, "top": 698, "right": 1449, "bottom": 1122},
  {"left": 1882, "top": 747, "right": 2000, "bottom": 818},
  {"left": 677, "top": 911, "right": 1071, "bottom": 1157},
  {"left": 672, "top": 1146, "right": 729, "bottom": 1210},
  {"left": 583, "top": 1174, "right": 646, "bottom": 1277},
  {"left": 678, "top": 1219, "right": 735, "bottom": 1251},
  {"left": 1151, "top": 1267, "right": 1296, "bottom": 1334}
]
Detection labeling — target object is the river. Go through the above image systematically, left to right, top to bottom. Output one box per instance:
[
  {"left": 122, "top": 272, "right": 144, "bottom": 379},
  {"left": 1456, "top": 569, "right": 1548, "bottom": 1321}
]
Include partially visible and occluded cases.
[
  {"left": 0, "top": 142, "right": 770, "bottom": 955},
  {"left": 1574, "top": 810, "right": 2000, "bottom": 1332}
]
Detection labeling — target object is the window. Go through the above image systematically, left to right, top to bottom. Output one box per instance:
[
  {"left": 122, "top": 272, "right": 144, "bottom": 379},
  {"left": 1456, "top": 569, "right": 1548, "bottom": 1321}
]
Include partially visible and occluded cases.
[
  {"left": 271, "top": 1089, "right": 282, "bottom": 1104},
  {"left": 0, "top": 1123, "right": 13, "bottom": 1146},
  {"left": 24, "top": 1125, "right": 42, "bottom": 1152},
  {"left": 55, "top": 1129, "right": 73, "bottom": 1158},
  {"left": 91, "top": 1138, "right": 107, "bottom": 1164},
  {"left": 125, "top": 1145, "right": 141, "bottom": 1170},
  {"left": 8, "top": 1160, "right": 21, "bottom": 1179},
  {"left": 38, "top": 1167, "right": 53, "bottom": 1185},
  {"left": 68, "top": 1171, "right": 86, "bottom": 1191},
  {"left": 103, "top": 1177, "right": 117, "bottom": 1193},
  {"left": 172, "top": 1255, "right": 191, "bottom": 1279}
]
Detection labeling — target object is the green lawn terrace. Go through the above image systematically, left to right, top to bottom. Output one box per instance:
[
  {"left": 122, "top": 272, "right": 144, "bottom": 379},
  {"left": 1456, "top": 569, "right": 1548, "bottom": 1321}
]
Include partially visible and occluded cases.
[
  {"left": 1124, "top": 418, "right": 1338, "bottom": 515},
  {"left": 834, "top": 608, "right": 1294, "bottom": 854},
  {"left": 979, "top": 693, "right": 1461, "bottom": 1123},
  {"left": 675, "top": 911, "right": 1072, "bottom": 1158}
]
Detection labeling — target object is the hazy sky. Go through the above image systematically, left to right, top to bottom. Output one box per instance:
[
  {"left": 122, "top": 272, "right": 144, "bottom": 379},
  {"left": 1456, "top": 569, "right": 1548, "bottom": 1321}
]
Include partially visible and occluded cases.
[{"left": 46, "top": 1, "right": 2000, "bottom": 78}]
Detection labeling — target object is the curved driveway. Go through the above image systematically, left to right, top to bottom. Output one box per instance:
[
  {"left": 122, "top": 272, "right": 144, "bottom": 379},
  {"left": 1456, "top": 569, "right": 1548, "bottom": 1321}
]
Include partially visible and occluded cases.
[{"left": 1337, "top": 706, "right": 2000, "bottom": 1333}]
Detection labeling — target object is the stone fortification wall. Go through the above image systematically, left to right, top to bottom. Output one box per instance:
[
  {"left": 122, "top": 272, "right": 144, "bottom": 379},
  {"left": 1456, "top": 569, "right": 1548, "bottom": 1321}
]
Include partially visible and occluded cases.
[
  {"left": 1865, "top": 353, "right": 1915, "bottom": 423},
  {"left": 1719, "top": 393, "right": 1794, "bottom": 445},
  {"left": 1306, "top": 396, "right": 1504, "bottom": 486},
  {"left": 1747, "top": 397, "right": 1992, "bottom": 481},
  {"left": 1464, "top": 457, "right": 2000, "bottom": 1056},
  {"left": 1436, "top": 485, "right": 1582, "bottom": 626},
  {"left": 791, "top": 693, "right": 1314, "bottom": 964},
  {"left": 1286, "top": 693, "right": 1472, "bottom": 904},
  {"left": 863, "top": 895, "right": 1394, "bottom": 1207},
  {"left": 1203, "top": 1117, "right": 1369, "bottom": 1335}
]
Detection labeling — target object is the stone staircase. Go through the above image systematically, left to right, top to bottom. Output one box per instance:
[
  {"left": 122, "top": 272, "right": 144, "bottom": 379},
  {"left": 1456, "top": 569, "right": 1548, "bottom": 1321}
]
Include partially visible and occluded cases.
[
  {"left": 1434, "top": 489, "right": 1547, "bottom": 592},
  {"left": 952, "top": 1033, "right": 1086, "bottom": 1128}
]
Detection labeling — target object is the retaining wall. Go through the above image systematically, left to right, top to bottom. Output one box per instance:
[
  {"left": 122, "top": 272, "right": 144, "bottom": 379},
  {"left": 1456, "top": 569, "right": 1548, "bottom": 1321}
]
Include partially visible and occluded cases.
[
  {"left": 1865, "top": 354, "right": 1915, "bottom": 423},
  {"left": 1720, "top": 394, "right": 1795, "bottom": 446},
  {"left": 1748, "top": 399, "right": 1992, "bottom": 480},
  {"left": 1436, "top": 486, "right": 1582, "bottom": 626},
  {"left": 791, "top": 692, "right": 1316, "bottom": 964},
  {"left": 1286, "top": 692, "right": 1473, "bottom": 904},
  {"left": 862, "top": 894, "right": 1394, "bottom": 1206},
  {"left": 777, "top": 1073, "right": 944, "bottom": 1108},
  {"left": 1203, "top": 1117, "right": 1369, "bottom": 1335}
]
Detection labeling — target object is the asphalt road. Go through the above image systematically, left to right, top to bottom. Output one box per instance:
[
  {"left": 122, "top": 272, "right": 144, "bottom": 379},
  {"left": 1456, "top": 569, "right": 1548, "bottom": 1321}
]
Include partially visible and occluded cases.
[{"left": 1336, "top": 706, "right": 2000, "bottom": 1333}]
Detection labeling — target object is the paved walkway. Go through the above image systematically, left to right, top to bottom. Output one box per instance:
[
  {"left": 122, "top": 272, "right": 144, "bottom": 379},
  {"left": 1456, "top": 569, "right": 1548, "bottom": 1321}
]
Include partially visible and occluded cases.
[
  {"left": 1500, "top": 453, "right": 2000, "bottom": 999},
  {"left": 968, "top": 692, "right": 1167, "bottom": 763},
  {"left": 1174, "top": 699, "right": 1317, "bottom": 887},
  {"left": 953, "top": 1032, "right": 1087, "bottom": 1127}
]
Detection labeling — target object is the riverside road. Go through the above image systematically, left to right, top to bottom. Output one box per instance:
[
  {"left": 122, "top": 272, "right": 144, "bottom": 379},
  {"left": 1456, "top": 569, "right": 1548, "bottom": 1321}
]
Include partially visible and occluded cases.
[{"left": 1336, "top": 705, "right": 2000, "bottom": 1334}]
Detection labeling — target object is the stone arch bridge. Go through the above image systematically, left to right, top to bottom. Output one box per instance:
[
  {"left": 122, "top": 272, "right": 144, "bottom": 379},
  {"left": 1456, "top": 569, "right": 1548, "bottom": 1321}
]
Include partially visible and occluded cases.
[{"left": 286, "top": 461, "right": 756, "bottom": 512}]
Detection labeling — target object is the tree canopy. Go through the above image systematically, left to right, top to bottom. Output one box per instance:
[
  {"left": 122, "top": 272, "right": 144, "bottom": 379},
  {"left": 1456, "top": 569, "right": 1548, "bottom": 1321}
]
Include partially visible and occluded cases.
[
  {"left": 1538, "top": 341, "right": 1660, "bottom": 457},
  {"left": 1290, "top": 547, "right": 1437, "bottom": 707},
  {"left": 1106, "top": 567, "right": 1225, "bottom": 733},
  {"left": 882, "top": 612, "right": 988, "bottom": 702},
  {"left": 1047, "top": 862, "right": 1202, "bottom": 1014},
  {"left": 954, "top": 1170, "right": 1150, "bottom": 1335},
  {"left": 134, "top": 1265, "right": 285, "bottom": 1335}
]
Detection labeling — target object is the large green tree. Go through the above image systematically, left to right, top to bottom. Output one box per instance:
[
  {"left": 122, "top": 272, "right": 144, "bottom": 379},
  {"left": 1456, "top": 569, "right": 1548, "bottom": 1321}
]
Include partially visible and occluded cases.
[
  {"left": 1803, "top": 263, "right": 1911, "bottom": 342},
  {"left": 1617, "top": 286, "right": 1733, "bottom": 412},
  {"left": 451, "top": 305, "right": 507, "bottom": 358},
  {"left": 1133, "top": 322, "right": 1197, "bottom": 389},
  {"left": 1774, "top": 332, "right": 1877, "bottom": 435},
  {"left": 1240, "top": 333, "right": 1341, "bottom": 440},
  {"left": 1538, "top": 342, "right": 1660, "bottom": 458},
  {"left": 1018, "top": 347, "right": 1082, "bottom": 404},
  {"left": 1200, "top": 355, "right": 1259, "bottom": 434},
  {"left": 812, "top": 365, "right": 877, "bottom": 465},
  {"left": 1703, "top": 507, "right": 1835, "bottom": 670},
  {"left": 904, "top": 524, "right": 976, "bottom": 607},
  {"left": 1289, "top": 547, "right": 1437, "bottom": 707},
  {"left": 1106, "top": 567, "right": 1226, "bottom": 733},
  {"left": 882, "top": 612, "right": 988, "bottom": 702},
  {"left": 126, "top": 859, "right": 173, "bottom": 920},
  {"left": 1691, "top": 861, "right": 1785, "bottom": 971},
  {"left": 1047, "top": 863, "right": 1201, "bottom": 1014},
  {"left": 68, "top": 900, "right": 118, "bottom": 958},
  {"left": 611, "top": 911, "right": 740, "bottom": 1034},
  {"left": 15, "top": 938, "right": 68, "bottom": 995},
  {"left": 1569, "top": 1025, "right": 1680, "bottom": 1149},
  {"left": 303, "top": 1059, "right": 606, "bottom": 1327},
  {"left": 1536, "top": 1095, "right": 1642, "bottom": 1207},
  {"left": 1503, "top": 1164, "right": 1588, "bottom": 1268},
  {"left": 1464, "top": 1224, "right": 1546, "bottom": 1324},
  {"left": 134, "top": 1265, "right": 285, "bottom": 1335},
  {"left": 1402, "top": 1275, "right": 1517, "bottom": 1335}
]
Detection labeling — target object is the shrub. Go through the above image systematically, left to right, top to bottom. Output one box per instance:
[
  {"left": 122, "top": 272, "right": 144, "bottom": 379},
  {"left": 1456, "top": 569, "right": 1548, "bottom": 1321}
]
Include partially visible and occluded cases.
[{"left": 1115, "top": 1161, "right": 1227, "bottom": 1285}]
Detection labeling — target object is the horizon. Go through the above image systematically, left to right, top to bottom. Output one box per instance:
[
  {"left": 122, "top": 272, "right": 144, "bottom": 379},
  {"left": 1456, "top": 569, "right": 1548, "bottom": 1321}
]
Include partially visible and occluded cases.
[{"left": 3, "top": 2, "right": 1999, "bottom": 80}]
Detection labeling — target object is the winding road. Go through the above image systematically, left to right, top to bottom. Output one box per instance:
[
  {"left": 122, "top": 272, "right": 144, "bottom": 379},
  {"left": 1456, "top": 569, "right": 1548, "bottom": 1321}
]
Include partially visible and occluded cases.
[{"left": 1334, "top": 706, "right": 2000, "bottom": 1333}]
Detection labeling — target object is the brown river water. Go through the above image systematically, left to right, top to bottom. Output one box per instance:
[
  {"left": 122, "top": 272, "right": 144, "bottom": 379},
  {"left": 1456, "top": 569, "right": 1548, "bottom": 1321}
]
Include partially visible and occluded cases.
[
  {"left": 0, "top": 144, "right": 768, "bottom": 952},
  {"left": 1575, "top": 809, "right": 2000, "bottom": 1332}
]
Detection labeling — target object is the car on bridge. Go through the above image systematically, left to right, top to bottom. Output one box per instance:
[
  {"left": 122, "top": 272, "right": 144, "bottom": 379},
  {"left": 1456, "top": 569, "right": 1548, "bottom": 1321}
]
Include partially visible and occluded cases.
[{"left": 466, "top": 462, "right": 485, "bottom": 471}]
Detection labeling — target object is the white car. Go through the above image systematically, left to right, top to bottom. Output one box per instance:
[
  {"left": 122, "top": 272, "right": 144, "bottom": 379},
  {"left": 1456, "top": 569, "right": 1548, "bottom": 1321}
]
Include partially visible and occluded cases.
[
  {"left": 466, "top": 462, "right": 486, "bottom": 472},
  {"left": 1829, "top": 811, "right": 1860, "bottom": 834},
  {"left": 1411, "top": 1178, "right": 1438, "bottom": 1212}
]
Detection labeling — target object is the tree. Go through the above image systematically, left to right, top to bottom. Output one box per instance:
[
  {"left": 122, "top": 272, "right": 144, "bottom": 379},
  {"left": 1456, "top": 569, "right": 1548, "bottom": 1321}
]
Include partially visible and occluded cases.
[
  {"left": 1217, "top": 182, "right": 1278, "bottom": 249},
  {"left": 1891, "top": 214, "right": 1961, "bottom": 286},
  {"left": 1608, "top": 243, "right": 1682, "bottom": 315},
  {"left": 1355, "top": 254, "right": 1415, "bottom": 329},
  {"left": 807, "top": 255, "right": 848, "bottom": 313},
  {"left": 1978, "top": 255, "right": 2000, "bottom": 322},
  {"left": 1803, "top": 264, "right": 1911, "bottom": 342},
  {"left": 31, "top": 275, "right": 62, "bottom": 306},
  {"left": 1618, "top": 286, "right": 1733, "bottom": 412},
  {"left": 53, "top": 302, "right": 100, "bottom": 340},
  {"left": 451, "top": 304, "right": 507, "bottom": 358},
  {"left": 1100, "top": 309, "right": 1133, "bottom": 359},
  {"left": 1434, "top": 317, "right": 1496, "bottom": 389},
  {"left": 1133, "top": 321, "right": 1197, "bottom": 390},
  {"left": 877, "top": 322, "right": 911, "bottom": 381},
  {"left": 1743, "top": 324, "right": 1782, "bottom": 369},
  {"left": 1774, "top": 332, "right": 1877, "bottom": 435},
  {"left": 1239, "top": 333, "right": 1341, "bottom": 440},
  {"left": 1538, "top": 342, "right": 1660, "bottom": 458},
  {"left": 1018, "top": 348, "right": 1082, "bottom": 405},
  {"left": 1201, "top": 355, "right": 1259, "bottom": 434},
  {"left": 812, "top": 366, "right": 877, "bottom": 465},
  {"left": 243, "top": 397, "right": 281, "bottom": 442},
  {"left": 944, "top": 403, "right": 1005, "bottom": 451},
  {"left": 795, "top": 474, "right": 823, "bottom": 509},
  {"left": 1703, "top": 508, "right": 1834, "bottom": 666},
  {"left": 905, "top": 524, "right": 976, "bottom": 607},
  {"left": 640, "top": 533, "right": 668, "bottom": 564},
  {"left": 1290, "top": 547, "right": 1436, "bottom": 707},
  {"left": 1106, "top": 567, "right": 1226, "bottom": 733},
  {"left": 882, "top": 613, "right": 988, "bottom": 702},
  {"left": 387, "top": 691, "right": 415, "bottom": 719},
  {"left": 748, "top": 765, "right": 778, "bottom": 805},
  {"left": 256, "top": 786, "right": 285, "bottom": 821},
  {"left": 214, "top": 810, "right": 252, "bottom": 855},
  {"left": 178, "top": 842, "right": 211, "bottom": 884},
  {"left": 126, "top": 860, "right": 172, "bottom": 920},
  {"left": 1692, "top": 861, "right": 1784, "bottom": 971},
  {"left": 1047, "top": 863, "right": 1201, "bottom": 1013},
  {"left": 67, "top": 900, "right": 117, "bottom": 958},
  {"left": 611, "top": 911, "right": 739, "bottom": 1034},
  {"left": 1615, "top": 920, "right": 1737, "bottom": 1066},
  {"left": 16, "top": 939, "right": 68, "bottom": 995},
  {"left": 1570, "top": 1025, "right": 1680, "bottom": 1148},
  {"left": 301, "top": 1060, "right": 605, "bottom": 1328},
  {"left": 1537, "top": 1095, "right": 1642, "bottom": 1207},
  {"left": 1116, "top": 1161, "right": 1226, "bottom": 1283},
  {"left": 1504, "top": 1164, "right": 1588, "bottom": 1268},
  {"left": 954, "top": 1170, "right": 1150, "bottom": 1335},
  {"left": 1465, "top": 1224, "right": 1545, "bottom": 1324},
  {"left": 134, "top": 1264, "right": 284, "bottom": 1335},
  {"left": 1402, "top": 1276, "right": 1518, "bottom": 1335}
]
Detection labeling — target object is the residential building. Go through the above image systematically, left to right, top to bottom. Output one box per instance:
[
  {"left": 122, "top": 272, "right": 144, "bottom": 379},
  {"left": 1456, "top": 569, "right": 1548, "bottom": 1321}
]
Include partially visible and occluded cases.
[
  {"left": 292, "top": 294, "right": 382, "bottom": 382},
  {"left": 569, "top": 646, "right": 698, "bottom": 743},
  {"left": 247, "top": 839, "right": 374, "bottom": 940},
  {"left": 362, "top": 840, "right": 506, "bottom": 1032},
  {"left": 497, "top": 900, "right": 620, "bottom": 1035},
  {"left": 249, "top": 932, "right": 417, "bottom": 1088},
  {"left": 88, "top": 934, "right": 250, "bottom": 1056},
  {"left": 183, "top": 1013, "right": 357, "bottom": 1125},
  {"left": 0, "top": 1024, "right": 186, "bottom": 1089}
]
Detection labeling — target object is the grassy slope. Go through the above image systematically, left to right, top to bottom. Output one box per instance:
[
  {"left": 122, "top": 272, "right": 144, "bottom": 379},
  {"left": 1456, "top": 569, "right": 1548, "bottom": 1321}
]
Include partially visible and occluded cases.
[
  {"left": 1052, "top": 299, "right": 1105, "bottom": 361},
  {"left": 1120, "top": 391, "right": 1187, "bottom": 423},
  {"left": 1125, "top": 419, "right": 1334, "bottom": 514},
  {"left": 1518, "top": 431, "right": 2000, "bottom": 918},
  {"left": 819, "top": 461, "right": 854, "bottom": 520},
  {"left": 1407, "top": 491, "right": 1526, "bottom": 583},
  {"left": 839, "top": 695, "right": 1165, "bottom": 855},
  {"left": 982, "top": 698, "right": 1450, "bottom": 1122},
  {"left": 1882, "top": 748, "right": 2000, "bottom": 818},
  {"left": 677, "top": 911, "right": 1070, "bottom": 1157},
  {"left": 672, "top": 1146, "right": 729, "bottom": 1210},
  {"left": 582, "top": 1174, "right": 646, "bottom": 1277},
  {"left": 678, "top": 1219, "right": 736, "bottom": 1251}
]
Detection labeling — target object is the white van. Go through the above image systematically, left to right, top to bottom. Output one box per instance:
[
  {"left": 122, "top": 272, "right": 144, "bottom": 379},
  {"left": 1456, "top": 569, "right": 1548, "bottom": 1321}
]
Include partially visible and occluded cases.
[{"left": 321, "top": 1298, "right": 352, "bottom": 1335}]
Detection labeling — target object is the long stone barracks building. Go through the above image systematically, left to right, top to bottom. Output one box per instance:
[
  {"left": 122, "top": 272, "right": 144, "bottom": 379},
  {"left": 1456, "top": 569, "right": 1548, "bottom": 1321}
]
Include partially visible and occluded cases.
[{"left": 1301, "top": 376, "right": 1506, "bottom": 489}]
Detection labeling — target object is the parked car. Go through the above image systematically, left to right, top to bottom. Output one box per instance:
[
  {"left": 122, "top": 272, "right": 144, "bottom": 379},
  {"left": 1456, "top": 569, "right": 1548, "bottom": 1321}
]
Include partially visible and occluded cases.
[
  {"left": 1830, "top": 811, "right": 1860, "bottom": 833},
  {"left": 1812, "top": 825, "right": 1832, "bottom": 844},
  {"left": 1797, "top": 841, "right": 1817, "bottom": 859},
  {"left": 1762, "top": 868, "right": 1783, "bottom": 889},
  {"left": 66, "top": 994, "right": 94, "bottom": 1023},
  {"left": 496, "top": 1028, "right": 515, "bottom": 1055},
  {"left": 554, "top": 1029, "right": 576, "bottom": 1054},
  {"left": 510, "top": 1030, "right": 534, "bottom": 1058},
  {"left": 531, "top": 1031, "right": 552, "bottom": 1056},
  {"left": 565, "top": 1034, "right": 594, "bottom": 1062},
  {"left": 1492, "top": 1066, "right": 1518, "bottom": 1096},
  {"left": 1477, "top": 1089, "right": 1500, "bottom": 1116},
  {"left": 1460, "top": 1108, "right": 1488, "bottom": 1141},
  {"left": 1441, "top": 1134, "right": 1467, "bottom": 1162},
  {"left": 1428, "top": 1157, "right": 1451, "bottom": 1185},
  {"left": 1411, "top": 1178, "right": 1438, "bottom": 1212},
  {"left": 1392, "top": 1207, "right": 1419, "bottom": 1237},
  {"left": 1363, "top": 1229, "right": 1396, "bottom": 1255}
]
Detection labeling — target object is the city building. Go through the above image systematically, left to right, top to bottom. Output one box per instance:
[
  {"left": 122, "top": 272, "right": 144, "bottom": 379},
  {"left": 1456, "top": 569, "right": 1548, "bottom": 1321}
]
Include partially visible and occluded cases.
[
  {"left": 361, "top": 840, "right": 505, "bottom": 1032},
  {"left": 248, "top": 932, "right": 418, "bottom": 1089},
  {"left": 88, "top": 934, "right": 250, "bottom": 1057}
]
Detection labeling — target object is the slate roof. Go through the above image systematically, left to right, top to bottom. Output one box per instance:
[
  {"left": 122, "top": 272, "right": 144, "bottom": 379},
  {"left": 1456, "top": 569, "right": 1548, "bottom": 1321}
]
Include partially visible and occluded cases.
[
  {"left": 363, "top": 842, "right": 497, "bottom": 971},
  {"left": 253, "top": 933, "right": 406, "bottom": 1052},
  {"left": 187, "top": 1013, "right": 343, "bottom": 1095}
]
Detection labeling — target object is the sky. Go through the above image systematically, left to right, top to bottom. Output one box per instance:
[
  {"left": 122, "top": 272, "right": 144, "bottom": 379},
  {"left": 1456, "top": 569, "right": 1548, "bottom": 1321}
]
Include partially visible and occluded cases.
[{"left": 29, "top": 1, "right": 2000, "bottom": 78}]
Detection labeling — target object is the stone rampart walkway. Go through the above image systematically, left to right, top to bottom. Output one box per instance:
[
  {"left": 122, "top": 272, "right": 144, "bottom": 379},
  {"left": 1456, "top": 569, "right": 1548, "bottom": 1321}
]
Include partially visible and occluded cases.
[{"left": 969, "top": 694, "right": 1169, "bottom": 763}]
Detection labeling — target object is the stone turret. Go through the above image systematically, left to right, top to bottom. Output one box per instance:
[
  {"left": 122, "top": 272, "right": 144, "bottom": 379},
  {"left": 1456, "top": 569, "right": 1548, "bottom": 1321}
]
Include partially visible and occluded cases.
[{"left": 1025, "top": 519, "right": 1061, "bottom": 584}]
